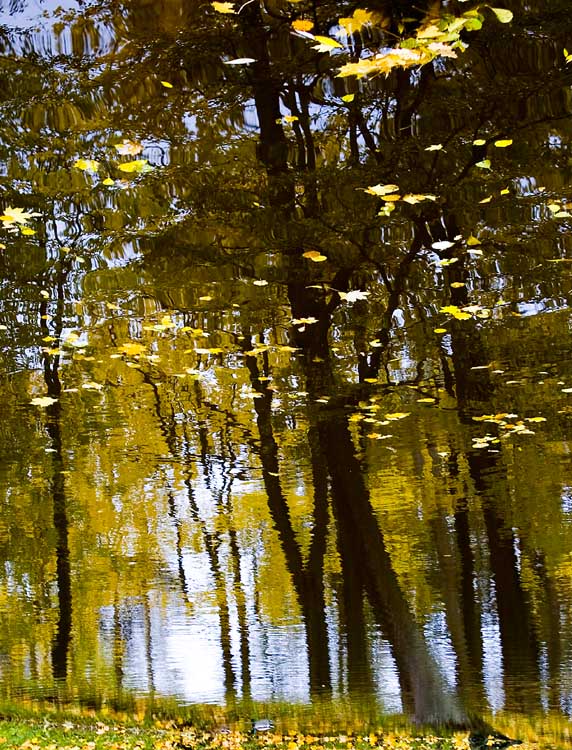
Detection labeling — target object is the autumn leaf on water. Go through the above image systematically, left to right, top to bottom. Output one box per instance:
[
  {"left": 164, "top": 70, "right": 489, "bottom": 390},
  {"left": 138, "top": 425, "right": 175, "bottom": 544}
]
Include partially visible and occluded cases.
[
  {"left": 212, "top": 1, "right": 235, "bottom": 12},
  {"left": 489, "top": 7, "right": 514, "bottom": 23},
  {"left": 292, "top": 19, "right": 314, "bottom": 32},
  {"left": 312, "top": 35, "right": 344, "bottom": 52},
  {"left": 338, "top": 48, "right": 430, "bottom": 78},
  {"left": 224, "top": 57, "right": 256, "bottom": 65},
  {"left": 160, "top": 80, "right": 173, "bottom": 88},
  {"left": 494, "top": 139, "right": 513, "bottom": 147},
  {"left": 114, "top": 140, "right": 143, "bottom": 156},
  {"left": 425, "top": 143, "right": 443, "bottom": 151},
  {"left": 74, "top": 158, "right": 99, "bottom": 172},
  {"left": 117, "top": 159, "right": 152, "bottom": 173},
  {"left": 476, "top": 159, "right": 491, "bottom": 169},
  {"left": 365, "top": 183, "right": 399, "bottom": 196},
  {"left": 401, "top": 193, "right": 437, "bottom": 204},
  {"left": 0, "top": 206, "right": 42, "bottom": 224},
  {"left": 431, "top": 240, "right": 455, "bottom": 250},
  {"left": 303, "top": 250, "right": 327, "bottom": 262},
  {"left": 339, "top": 290, "right": 370, "bottom": 303},
  {"left": 31, "top": 396, "right": 58, "bottom": 407}
]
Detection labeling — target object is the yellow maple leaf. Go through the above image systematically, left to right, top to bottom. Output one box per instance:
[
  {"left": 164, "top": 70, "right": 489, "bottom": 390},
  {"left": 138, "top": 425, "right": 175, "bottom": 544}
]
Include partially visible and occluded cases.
[
  {"left": 339, "top": 9, "right": 380, "bottom": 35},
  {"left": 0, "top": 206, "right": 41, "bottom": 224}
]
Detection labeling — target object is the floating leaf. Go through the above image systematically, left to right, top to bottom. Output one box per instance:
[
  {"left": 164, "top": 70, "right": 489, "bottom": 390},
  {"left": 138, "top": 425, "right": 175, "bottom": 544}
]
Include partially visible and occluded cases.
[
  {"left": 212, "top": 1, "right": 235, "bottom": 12},
  {"left": 489, "top": 7, "right": 513, "bottom": 23},
  {"left": 292, "top": 19, "right": 314, "bottom": 32},
  {"left": 312, "top": 35, "right": 344, "bottom": 52},
  {"left": 224, "top": 57, "right": 256, "bottom": 65},
  {"left": 160, "top": 80, "right": 173, "bottom": 88},
  {"left": 341, "top": 93, "right": 355, "bottom": 102},
  {"left": 473, "top": 139, "right": 487, "bottom": 145},
  {"left": 494, "top": 139, "right": 513, "bottom": 147},
  {"left": 114, "top": 140, "right": 143, "bottom": 156},
  {"left": 425, "top": 143, "right": 443, "bottom": 151},
  {"left": 74, "top": 158, "right": 99, "bottom": 172},
  {"left": 118, "top": 159, "right": 151, "bottom": 173},
  {"left": 476, "top": 159, "right": 491, "bottom": 169},
  {"left": 102, "top": 177, "right": 115, "bottom": 186},
  {"left": 365, "top": 183, "right": 400, "bottom": 196},
  {"left": 401, "top": 193, "right": 437, "bottom": 203},
  {"left": 479, "top": 195, "right": 493, "bottom": 203},
  {"left": 0, "top": 206, "right": 41, "bottom": 224},
  {"left": 467, "top": 235, "right": 481, "bottom": 245},
  {"left": 432, "top": 240, "right": 455, "bottom": 250},
  {"left": 303, "top": 250, "right": 328, "bottom": 262},
  {"left": 439, "top": 257, "right": 459, "bottom": 266},
  {"left": 253, "top": 279, "right": 268, "bottom": 286},
  {"left": 339, "top": 290, "right": 370, "bottom": 302},
  {"left": 434, "top": 328, "right": 447, "bottom": 334},
  {"left": 82, "top": 381, "right": 104, "bottom": 390},
  {"left": 31, "top": 396, "right": 58, "bottom": 407}
]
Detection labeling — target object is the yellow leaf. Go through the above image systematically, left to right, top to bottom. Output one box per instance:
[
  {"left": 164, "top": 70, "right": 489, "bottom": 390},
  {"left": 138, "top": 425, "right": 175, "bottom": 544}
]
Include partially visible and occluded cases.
[
  {"left": 211, "top": 1, "right": 235, "bottom": 12},
  {"left": 489, "top": 7, "right": 513, "bottom": 23},
  {"left": 339, "top": 9, "right": 379, "bottom": 34},
  {"left": 292, "top": 19, "right": 314, "bottom": 32},
  {"left": 312, "top": 35, "right": 344, "bottom": 52},
  {"left": 161, "top": 80, "right": 173, "bottom": 88},
  {"left": 341, "top": 93, "right": 355, "bottom": 102},
  {"left": 283, "top": 115, "right": 299, "bottom": 122},
  {"left": 473, "top": 139, "right": 486, "bottom": 145},
  {"left": 494, "top": 139, "right": 513, "bottom": 147},
  {"left": 114, "top": 140, "right": 143, "bottom": 156},
  {"left": 425, "top": 143, "right": 443, "bottom": 151},
  {"left": 74, "top": 158, "right": 99, "bottom": 172},
  {"left": 118, "top": 159, "right": 150, "bottom": 173},
  {"left": 476, "top": 159, "right": 491, "bottom": 169},
  {"left": 102, "top": 177, "right": 114, "bottom": 185},
  {"left": 365, "top": 183, "right": 399, "bottom": 196},
  {"left": 500, "top": 187, "right": 510, "bottom": 195},
  {"left": 401, "top": 193, "right": 437, "bottom": 203},
  {"left": 381, "top": 194, "right": 401, "bottom": 202},
  {"left": 479, "top": 195, "right": 492, "bottom": 204},
  {"left": 0, "top": 206, "right": 41, "bottom": 224},
  {"left": 20, "top": 227, "right": 36, "bottom": 235},
  {"left": 467, "top": 235, "right": 481, "bottom": 245},
  {"left": 303, "top": 250, "right": 328, "bottom": 262},
  {"left": 253, "top": 279, "right": 268, "bottom": 286},
  {"left": 450, "top": 282, "right": 465, "bottom": 288},
  {"left": 434, "top": 328, "right": 447, "bottom": 334},
  {"left": 82, "top": 381, "right": 104, "bottom": 390},
  {"left": 31, "top": 396, "right": 58, "bottom": 407},
  {"left": 417, "top": 397, "right": 436, "bottom": 403},
  {"left": 385, "top": 412, "right": 410, "bottom": 420}
]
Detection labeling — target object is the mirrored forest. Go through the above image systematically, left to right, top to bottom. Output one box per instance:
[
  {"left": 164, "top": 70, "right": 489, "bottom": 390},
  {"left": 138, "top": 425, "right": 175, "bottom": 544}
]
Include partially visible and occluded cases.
[{"left": 1, "top": 0, "right": 572, "bottom": 739}]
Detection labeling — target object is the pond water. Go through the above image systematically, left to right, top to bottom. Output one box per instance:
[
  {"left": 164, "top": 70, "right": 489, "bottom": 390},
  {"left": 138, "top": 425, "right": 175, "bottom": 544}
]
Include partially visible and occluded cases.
[{"left": 1, "top": 0, "right": 572, "bottom": 740}]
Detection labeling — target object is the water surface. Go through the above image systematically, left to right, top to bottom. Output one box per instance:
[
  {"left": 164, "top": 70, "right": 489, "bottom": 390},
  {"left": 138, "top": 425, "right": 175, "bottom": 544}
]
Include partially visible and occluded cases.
[{"left": 1, "top": 0, "right": 572, "bottom": 740}]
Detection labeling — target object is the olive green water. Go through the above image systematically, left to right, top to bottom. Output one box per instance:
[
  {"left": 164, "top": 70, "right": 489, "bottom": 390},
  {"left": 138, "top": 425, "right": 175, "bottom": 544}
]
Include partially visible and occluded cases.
[{"left": 1, "top": 0, "right": 572, "bottom": 740}]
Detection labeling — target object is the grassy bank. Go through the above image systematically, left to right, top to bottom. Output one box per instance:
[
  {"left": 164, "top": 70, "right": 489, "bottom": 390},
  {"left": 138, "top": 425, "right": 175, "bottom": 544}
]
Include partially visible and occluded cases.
[{"left": 0, "top": 715, "right": 555, "bottom": 750}]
